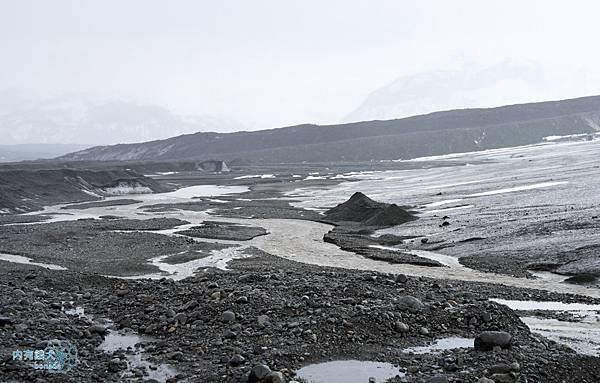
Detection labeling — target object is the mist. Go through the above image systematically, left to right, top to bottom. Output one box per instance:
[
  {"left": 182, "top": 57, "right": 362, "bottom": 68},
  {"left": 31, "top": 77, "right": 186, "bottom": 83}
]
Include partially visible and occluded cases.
[{"left": 2, "top": 0, "right": 600, "bottom": 143}]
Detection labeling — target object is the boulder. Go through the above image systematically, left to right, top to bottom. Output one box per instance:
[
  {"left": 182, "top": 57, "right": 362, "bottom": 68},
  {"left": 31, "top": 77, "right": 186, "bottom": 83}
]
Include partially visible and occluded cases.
[
  {"left": 397, "top": 296, "right": 424, "bottom": 311},
  {"left": 474, "top": 331, "right": 512, "bottom": 351}
]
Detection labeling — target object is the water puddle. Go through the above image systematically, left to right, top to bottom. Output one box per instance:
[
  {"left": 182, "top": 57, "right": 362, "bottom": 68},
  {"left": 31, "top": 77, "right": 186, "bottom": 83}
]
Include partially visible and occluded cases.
[
  {"left": 158, "top": 184, "right": 249, "bottom": 199},
  {"left": 119, "top": 246, "right": 251, "bottom": 280},
  {"left": 370, "top": 246, "right": 463, "bottom": 268},
  {"left": 0, "top": 253, "right": 67, "bottom": 270},
  {"left": 529, "top": 271, "right": 570, "bottom": 283},
  {"left": 491, "top": 298, "right": 600, "bottom": 356},
  {"left": 490, "top": 299, "right": 600, "bottom": 311},
  {"left": 63, "top": 306, "right": 94, "bottom": 320},
  {"left": 520, "top": 317, "right": 600, "bottom": 356},
  {"left": 99, "top": 330, "right": 177, "bottom": 382},
  {"left": 402, "top": 337, "right": 474, "bottom": 354},
  {"left": 296, "top": 360, "right": 403, "bottom": 383}
]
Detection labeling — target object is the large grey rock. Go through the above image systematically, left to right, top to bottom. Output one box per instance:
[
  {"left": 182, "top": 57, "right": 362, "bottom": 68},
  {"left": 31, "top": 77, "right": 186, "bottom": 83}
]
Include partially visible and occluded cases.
[
  {"left": 397, "top": 296, "right": 424, "bottom": 311},
  {"left": 88, "top": 324, "right": 108, "bottom": 335},
  {"left": 474, "top": 331, "right": 512, "bottom": 351},
  {"left": 249, "top": 364, "right": 272, "bottom": 382},
  {"left": 264, "top": 371, "right": 285, "bottom": 383}
]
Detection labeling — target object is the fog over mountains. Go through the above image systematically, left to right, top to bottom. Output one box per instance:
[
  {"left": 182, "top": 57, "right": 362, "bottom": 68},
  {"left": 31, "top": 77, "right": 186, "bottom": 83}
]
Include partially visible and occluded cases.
[
  {"left": 345, "top": 61, "right": 578, "bottom": 123},
  {"left": 0, "top": 90, "right": 245, "bottom": 146}
]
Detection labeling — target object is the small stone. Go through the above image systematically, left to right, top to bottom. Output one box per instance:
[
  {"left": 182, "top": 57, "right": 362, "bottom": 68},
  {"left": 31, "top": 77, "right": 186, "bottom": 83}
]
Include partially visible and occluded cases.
[
  {"left": 395, "top": 274, "right": 408, "bottom": 283},
  {"left": 211, "top": 292, "right": 221, "bottom": 300},
  {"left": 235, "top": 296, "right": 249, "bottom": 304},
  {"left": 221, "top": 310, "right": 236, "bottom": 322},
  {"left": 174, "top": 313, "right": 187, "bottom": 325},
  {"left": 257, "top": 315, "right": 271, "bottom": 328},
  {"left": 0, "top": 316, "right": 15, "bottom": 326},
  {"left": 395, "top": 321, "right": 410, "bottom": 333},
  {"left": 88, "top": 324, "right": 108, "bottom": 335},
  {"left": 420, "top": 327, "right": 429, "bottom": 335},
  {"left": 223, "top": 329, "right": 237, "bottom": 339},
  {"left": 169, "top": 351, "right": 184, "bottom": 361},
  {"left": 229, "top": 354, "right": 245, "bottom": 366},
  {"left": 108, "top": 358, "right": 124, "bottom": 372},
  {"left": 249, "top": 364, "right": 272, "bottom": 381},
  {"left": 264, "top": 371, "right": 285, "bottom": 383}
]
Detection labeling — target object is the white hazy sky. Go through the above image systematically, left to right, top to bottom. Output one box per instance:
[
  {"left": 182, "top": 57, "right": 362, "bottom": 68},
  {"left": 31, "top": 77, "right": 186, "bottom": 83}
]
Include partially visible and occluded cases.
[{"left": 2, "top": 0, "right": 600, "bottom": 130}]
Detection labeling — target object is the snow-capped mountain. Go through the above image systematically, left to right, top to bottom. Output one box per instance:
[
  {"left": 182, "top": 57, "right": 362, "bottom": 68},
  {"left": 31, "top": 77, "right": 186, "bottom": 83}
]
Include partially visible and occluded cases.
[
  {"left": 345, "top": 61, "right": 556, "bottom": 122},
  {"left": 0, "top": 90, "right": 245, "bottom": 145}
]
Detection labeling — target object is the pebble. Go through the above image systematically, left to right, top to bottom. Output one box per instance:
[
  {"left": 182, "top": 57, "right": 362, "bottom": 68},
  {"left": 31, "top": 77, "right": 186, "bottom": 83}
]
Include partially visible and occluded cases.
[
  {"left": 221, "top": 310, "right": 236, "bottom": 322},
  {"left": 249, "top": 364, "right": 272, "bottom": 381}
]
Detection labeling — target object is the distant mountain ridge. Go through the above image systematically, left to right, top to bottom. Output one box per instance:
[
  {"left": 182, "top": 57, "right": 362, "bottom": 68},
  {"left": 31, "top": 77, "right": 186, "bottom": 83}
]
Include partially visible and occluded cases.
[
  {"left": 344, "top": 62, "right": 552, "bottom": 122},
  {"left": 0, "top": 91, "right": 245, "bottom": 145},
  {"left": 59, "top": 95, "right": 600, "bottom": 163},
  {"left": 0, "top": 144, "right": 91, "bottom": 163}
]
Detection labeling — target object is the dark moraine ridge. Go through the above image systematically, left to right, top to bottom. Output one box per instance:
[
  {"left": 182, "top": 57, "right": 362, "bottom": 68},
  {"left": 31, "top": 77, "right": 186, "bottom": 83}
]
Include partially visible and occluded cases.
[
  {"left": 58, "top": 95, "right": 600, "bottom": 163},
  {"left": 0, "top": 168, "right": 166, "bottom": 214},
  {"left": 321, "top": 193, "right": 439, "bottom": 267}
]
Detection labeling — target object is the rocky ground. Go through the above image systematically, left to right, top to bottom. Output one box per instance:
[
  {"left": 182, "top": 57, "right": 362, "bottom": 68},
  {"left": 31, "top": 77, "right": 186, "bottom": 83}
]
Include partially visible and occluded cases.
[
  {"left": 1, "top": 168, "right": 600, "bottom": 383},
  {"left": 0, "top": 218, "right": 235, "bottom": 276},
  {"left": 2, "top": 249, "right": 600, "bottom": 383}
]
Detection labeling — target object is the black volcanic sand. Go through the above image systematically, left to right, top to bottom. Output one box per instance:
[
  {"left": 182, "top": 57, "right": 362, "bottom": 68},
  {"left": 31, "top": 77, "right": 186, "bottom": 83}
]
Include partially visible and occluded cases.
[
  {"left": 61, "top": 199, "right": 142, "bottom": 210},
  {"left": 0, "top": 218, "right": 235, "bottom": 276},
  {"left": 176, "top": 221, "right": 268, "bottom": 241},
  {"left": 1, "top": 250, "right": 600, "bottom": 383}
]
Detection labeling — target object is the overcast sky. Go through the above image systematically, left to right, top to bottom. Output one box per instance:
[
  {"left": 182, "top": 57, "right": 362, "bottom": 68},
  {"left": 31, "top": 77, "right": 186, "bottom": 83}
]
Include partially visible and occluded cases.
[{"left": 2, "top": 0, "right": 600, "bottom": 130}]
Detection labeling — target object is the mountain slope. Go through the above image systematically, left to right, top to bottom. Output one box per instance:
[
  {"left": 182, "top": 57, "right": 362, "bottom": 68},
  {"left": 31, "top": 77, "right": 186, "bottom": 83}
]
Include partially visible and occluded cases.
[{"left": 60, "top": 95, "right": 600, "bottom": 163}]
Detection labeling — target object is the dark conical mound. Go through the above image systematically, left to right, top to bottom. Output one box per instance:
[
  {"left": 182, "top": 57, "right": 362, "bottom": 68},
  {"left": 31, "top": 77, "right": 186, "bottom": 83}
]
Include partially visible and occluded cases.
[{"left": 324, "top": 192, "right": 416, "bottom": 227}]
